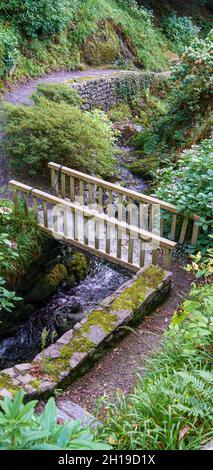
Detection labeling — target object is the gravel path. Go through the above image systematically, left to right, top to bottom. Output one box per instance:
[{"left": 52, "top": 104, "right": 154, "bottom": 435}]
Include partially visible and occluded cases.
[
  {"left": 4, "top": 69, "right": 123, "bottom": 106},
  {"left": 57, "top": 261, "right": 194, "bottom": 414}
]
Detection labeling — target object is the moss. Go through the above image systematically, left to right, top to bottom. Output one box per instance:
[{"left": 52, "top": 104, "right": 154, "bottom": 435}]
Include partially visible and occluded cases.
[
  {"left": 82, "top": 20, "right": 120, "bottom": 66},
  {"left": 127, "top": 156, "right": 158, "bottom": 179},
  {"left": 66, "top": 252, "right": 90, "bottom": 286},
  {"left": 26, "top": 263, "right": 67, "bottom": 302},
  {"left": 111, "top": 266, "right": 164, "bottom": 312},
  {"left": 80, "top": 310, "right": 118, "bottom": 334},
  {"left": 44, "top": 334, "right": 95, "bottom": 379},
  {"left": 0, "top": 373, "right": 17, "bottom": 397},
  {"left": 29, "top": 379, "right": 41, "bottom": 390}
]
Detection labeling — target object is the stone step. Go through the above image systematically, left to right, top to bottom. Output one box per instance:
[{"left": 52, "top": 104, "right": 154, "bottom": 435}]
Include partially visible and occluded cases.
[{"left": 56, "top": 399, "right": 96, "bottom": 428}]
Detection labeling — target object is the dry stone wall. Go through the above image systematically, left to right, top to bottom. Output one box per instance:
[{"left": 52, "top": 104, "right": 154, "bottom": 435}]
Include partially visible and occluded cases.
[{"left": 71, "top": 71, "right": 155, "bottom": 111}]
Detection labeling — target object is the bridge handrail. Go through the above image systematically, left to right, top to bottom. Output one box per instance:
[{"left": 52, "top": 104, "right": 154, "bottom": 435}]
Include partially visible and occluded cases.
[
  {"left": 48, "top": 162, "right": 199, "bottom": 246},
  {"left": 48, "top": 162, "right": 177, "bottom": 213},
  {"left": 9, "top": 180, "right": 176, "bottom": 271}
]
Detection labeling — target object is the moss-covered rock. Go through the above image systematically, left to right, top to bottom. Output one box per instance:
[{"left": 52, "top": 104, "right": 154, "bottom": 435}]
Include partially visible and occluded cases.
[
  {"left": 82, "top": 20, "right": 120, "bottom": 66},
  {"left": 127, "top": 155, "right": 158, "bottom": 179},
  {"left": 66, "top": 252, "right": 90, "bottom": 287},
  {"left": 26, "top": 263, "right": 67, "bottom": 303}
]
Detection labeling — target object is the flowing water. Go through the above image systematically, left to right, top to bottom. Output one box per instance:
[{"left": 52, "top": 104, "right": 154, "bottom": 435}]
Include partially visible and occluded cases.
[{"left": 0, "top": 127, "right": 149, "bottom": 370}]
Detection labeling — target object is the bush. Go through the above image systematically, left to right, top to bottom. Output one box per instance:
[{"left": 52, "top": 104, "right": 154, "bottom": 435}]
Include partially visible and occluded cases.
[
  {"left": 0, "top": 0, "right": 75, "bottom": 38},
  {"left": 162, "top": 12, "right": 200, "bottom": 54},
  {"left": 0, "top": 25, "right": 19, "bottom": 77},
  {"left": 134, "top": 30, "right": 213, "bottom": 162},
  {"left": 32, "top": 83, "right": 83, "bottom": 107},
  {"left": 3, "top": 101, "right": 116, "bottom": 177},
  {"left": 156, "top": 139, "right": 213, "bottom": 244},
  {"left": 0, "top": 200, "right": 42, "bottom": 286},
  {"left": 98, "top": 283, "right": 213, "bottom": 450},
  {"left": 0, "top": 390, "right": 110, "bottom": 450}
]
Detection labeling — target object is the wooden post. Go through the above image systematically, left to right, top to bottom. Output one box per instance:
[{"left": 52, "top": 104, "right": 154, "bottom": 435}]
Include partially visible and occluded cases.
[
  {"left": 61, "top": 173, "right": 66, "bottom": 198},
  {"left": 70, "top": 176, "right": 75, "bottom": 202},
  {"left": 79, "top": 179, "right": 84, "bottom": 205},
  {"left": 43, "top": 201, "right": 48, "bottom": 228},
  {"left": 170, "top": 213, "right": 177, "bottom": 241},
  {"left": 179, "top": 217, "right": 188, "bottom": 244},
  {"left": 191, "top": 219, "right": 199, "bottom": 246},
  {"left": 140, "top": 239, "right": 146, "bottom": 268},
  {"left": 162, "top": 248, "right": 172, "bottom": 270}
]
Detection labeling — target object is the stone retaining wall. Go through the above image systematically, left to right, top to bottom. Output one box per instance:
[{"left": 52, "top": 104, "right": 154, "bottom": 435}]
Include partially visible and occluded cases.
[
  {"left": 71, "top": 71, "right": 155, "bottom": 111},
  {"left": 0, "top": 265, "right": 172, "bottom": 401}
]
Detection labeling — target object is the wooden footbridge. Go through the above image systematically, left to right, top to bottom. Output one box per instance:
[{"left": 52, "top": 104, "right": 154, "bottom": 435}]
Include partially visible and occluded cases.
[{"left": 9, "top": 163, "right": 199, "bottom": 273}]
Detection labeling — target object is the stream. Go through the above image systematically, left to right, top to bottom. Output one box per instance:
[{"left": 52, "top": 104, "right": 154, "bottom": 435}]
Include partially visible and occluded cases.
[{"left": 0, "top": 111, "right": 148, "bottom": 370}]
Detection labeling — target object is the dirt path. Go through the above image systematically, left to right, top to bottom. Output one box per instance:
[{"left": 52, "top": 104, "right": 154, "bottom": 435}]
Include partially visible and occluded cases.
[
  {"left": 4, "top": 68, "right": 123, "bottom": 106},
  {"left": 57, "top": 261, "right": 194, "bottom": 414}
]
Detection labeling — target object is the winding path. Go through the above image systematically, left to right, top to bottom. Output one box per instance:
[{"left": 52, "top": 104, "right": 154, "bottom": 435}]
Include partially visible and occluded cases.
[{"left": 4, "top": 68, "right": 123, "bottom": 106}]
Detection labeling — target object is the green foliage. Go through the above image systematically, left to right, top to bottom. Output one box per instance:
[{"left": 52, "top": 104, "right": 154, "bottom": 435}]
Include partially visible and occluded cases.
[
  {"left": 0, "top": 0, "right": 75, "bottom": 39},
  {"left": 162, "top": 12, "right": 200, "bottom": 54},
  {"left": 0, "top": 25, "right": 19, "bottom": 77},
  {"left": 135, "top": 31, "right": 213, "bottom": 162},
  {"left": 32, "top": 83, "right": 83, "bottom": 107},
  {"left": 3, "top": 101, "right": 116, "bottom": 178},
  {"left": 107, "top": 102, "right": 133, "bottom": 122},
  {"left": 156, "top": 139, "right": 213, "bottom": 246},
  {"left": 0, "top": 200, "right": 42, "bottom": 286},
  {"left": 186, "top": 244, "right": 213, "bottom": 280},
  {"left": 0, "top": 277, "right": 22, "bottom": 313},
  {"left": 98, "top": 283, "right": 213, "bottom": 450},
  {"left": 0, "top": 390, "right": 111, "bottom": 450}
]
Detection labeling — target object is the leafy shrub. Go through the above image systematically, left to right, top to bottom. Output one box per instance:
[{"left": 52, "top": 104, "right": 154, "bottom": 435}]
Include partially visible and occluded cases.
[
  {"left": 0, "top": 0, "right": 75, "bottom": 38},
  {"left": 162, "top": 12, "right": 200, "bottom": 54},
  {"left": 0, "top": 25, "right": 19, "bottom": 77},
  {"left": 134, "top": 30, "right": 213, "bottom": 162},
  {"left": 32, "top": 83, "right": 83, "bottom": 107},
  {"left": 3, "top": 101, "right": 116, "bottom": 177},
  {"left": 107, "top": 102, "right": 133, "bottom": 122},
  {"left": 156, "top": 139, "right": 213, "bottom": 245},
  {"left": 0, "top": 200, "right": 42, "bottom": 285},
  {"left": 0, "top": 277, "right": 22, "bottom": 313},
  {"left": 98, "top": 283, "right": 213, "bottom": 450},
  {"left": 0, "top": 390, "right": 110, "bottom": 450}
]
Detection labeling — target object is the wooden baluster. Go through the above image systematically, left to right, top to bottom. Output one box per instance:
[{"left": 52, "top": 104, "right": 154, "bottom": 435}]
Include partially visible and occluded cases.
[
  {"left": 51, "top": 169, "right": 59, "bottom": 196},
  {"left": 61, "top": 173, "right": 66, "bottom": 198},
  {"left": 70, "top": 176, "right": 75, "bottom": 202},
  {"left": 79, "top": 179, "right": 84, "bottom": 205},
  {"left": 88, "top": 183, "right": 94, "bottom": 209},
  {"left": 98, "top": 186, "right": 103, "bottom": 212},
  {"left": 13, "top": 189, "right": 19, "bottom": 210},
  {"left": 108, "top": 190, "right": 113, "bottom": 217},
  {"left": 23, "top": 193, "right": 28, "bottom": 215},
  {"left": 117, "top": 193, "right": 123, "bottom": 259},
  {"left": 33, "top": 197, "right": 38, "bottom": 222},
  {"left": 43, "top": 201, "right": 48, "bottom": 228},
  {"left": 139, "top": 203, "right": 149, "bottom": 231},
  {"left": 148, "top": 204, "right": 153, "bottom": 232},
  {"left": 53, "top": 206, "right": 58, "bottom": 233},
  {"left": 63, "top": 208, "right": 68, "bottom": 237},
  {"left": 74, "top": 210, "right": 79, "bottom": 241},
  {"left": 170, "top": 213, "right": 177, "bottom": 241},
  {"left": 84, "top": 215, "right": 89, "bottom": 246},
  {"left": 160, "top": 216, "right": 164, "bottom": 237},
  {"left": 179, "top": 217, "right": 188, "bottom": 244},
  {"left": 95, "top": 219, "right": 100, "bottom": 250},
  {"left": 191, "top": 219, "right": 199, "bottom": 246},
  {"left": 106, "top": 221, "right": 111, "bottom": 255},
  {"left": 117, "top": 225, "right": 122, "bottom": 259},
  {"left": 128, "top": 229, "right": 134, "bottom": 264},
  {"left": 140, "top": 239, "right": 146, "bottom": 268},
  {"left": 152, "top": 247, "right": 158, "bottom": 266},
  {"left": 163, "top": 248, "right": 172, "bottom": 270}
]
